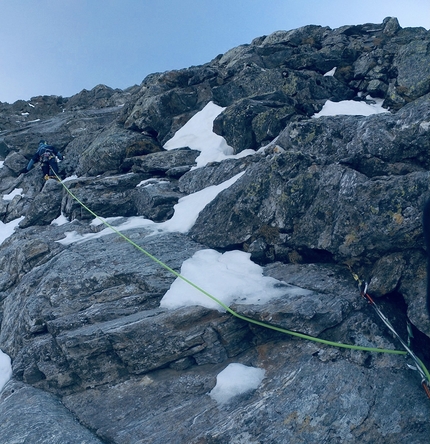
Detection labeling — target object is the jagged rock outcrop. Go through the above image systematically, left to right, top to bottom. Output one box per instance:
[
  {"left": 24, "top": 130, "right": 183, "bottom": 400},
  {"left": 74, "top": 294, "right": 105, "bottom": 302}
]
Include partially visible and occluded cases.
[{"left": 1, "top": 17, "right": 430, "bottom": 444}]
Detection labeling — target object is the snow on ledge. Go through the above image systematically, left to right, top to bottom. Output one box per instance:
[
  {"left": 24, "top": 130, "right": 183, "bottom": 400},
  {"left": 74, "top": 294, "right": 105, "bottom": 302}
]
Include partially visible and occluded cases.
[
  {"left": 312, "top": 97, "right": 389, "bottom": 118},
  {"left": 57, "top": 172, "right": 245, "bottom": 245},
  {"left": 2, "top": 188, "right": 24, "bottom": 201},
  {"left": 51, "top": 213, "right": 70, "bottom": 226},
  {"left": 160, "top": 249, "right": 312, "bottom": 312}
]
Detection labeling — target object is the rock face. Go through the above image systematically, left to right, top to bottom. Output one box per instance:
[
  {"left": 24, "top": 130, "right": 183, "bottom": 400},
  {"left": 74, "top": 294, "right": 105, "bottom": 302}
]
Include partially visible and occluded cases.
[{"left": 1, "top": 17, "right": 430, "bottom": 443}]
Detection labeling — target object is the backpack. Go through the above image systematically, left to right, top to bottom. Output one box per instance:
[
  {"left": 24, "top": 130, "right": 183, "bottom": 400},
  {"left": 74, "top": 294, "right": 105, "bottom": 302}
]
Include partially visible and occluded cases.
[{"left": 38, "top": 145, "right": 55, "bottom": 163}]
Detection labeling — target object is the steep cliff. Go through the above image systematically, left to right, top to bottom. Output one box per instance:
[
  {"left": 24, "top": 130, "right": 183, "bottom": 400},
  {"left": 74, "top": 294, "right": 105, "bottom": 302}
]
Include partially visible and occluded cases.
[{"left": 1, "top": 17, "right": 430, "bottom": 443}]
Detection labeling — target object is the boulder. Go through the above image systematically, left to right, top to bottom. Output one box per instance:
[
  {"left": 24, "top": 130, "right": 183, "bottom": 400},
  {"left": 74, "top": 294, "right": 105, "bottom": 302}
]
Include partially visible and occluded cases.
[
  {"left": 212, "top": 93, "right": 297, "bottom": 152},
  {"left": 77, "top": 123, "right": 163, "bottom": 176},
  {"left": 127, "top": 147, "right": 200, "bottom": 175},
  {"left": 3, "top": 151, "right": 28, "bottom": 175},
  {"left": 61, "top": 173, "right": 147, "bottom": 221},
  {"left": 19, "top": 179, "right": 63, "bottom": 228},
  {"left": 133, "top": 179, "right": 184, "bottom": 222}
]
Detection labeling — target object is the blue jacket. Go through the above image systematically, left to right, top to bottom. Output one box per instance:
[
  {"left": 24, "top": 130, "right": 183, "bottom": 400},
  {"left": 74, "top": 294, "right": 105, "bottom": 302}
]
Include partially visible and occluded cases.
[{"left": 26, "top": 142, "right": 63, "bottom": 171}]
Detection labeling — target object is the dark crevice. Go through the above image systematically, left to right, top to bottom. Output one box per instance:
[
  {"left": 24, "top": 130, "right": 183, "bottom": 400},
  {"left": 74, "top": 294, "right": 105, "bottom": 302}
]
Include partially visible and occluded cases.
[
  {"left": 294, "top": 247, "right": 335, "bottom": 264},
  {"left": 370, "top": 290, "right": 430, "bottom": 367}
]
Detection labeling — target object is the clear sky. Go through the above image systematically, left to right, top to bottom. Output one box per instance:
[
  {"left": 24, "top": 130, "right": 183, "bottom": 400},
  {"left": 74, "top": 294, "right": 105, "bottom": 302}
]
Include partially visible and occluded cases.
[{"left": 0, "top": 0, "right": 429, "bottom": 104}]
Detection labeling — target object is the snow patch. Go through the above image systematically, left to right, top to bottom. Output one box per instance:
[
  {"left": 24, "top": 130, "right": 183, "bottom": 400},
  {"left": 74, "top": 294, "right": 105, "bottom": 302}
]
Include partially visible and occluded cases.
[
  {"left": 324, "top": 67, "right": 336, "bottom": 76},
  {"left": 313, "top": 97, "right": 389, "bottom": 118},
  {"left": 164, "top": 101, "right": 254, "bottom": 168},
  {"left": 57, "top": 172, "right": 244, "bottom": 245},
  {"left": 62, "top": 174, "right": 79, "bottom": 183},
  {"left": 136, "top": 178, "right": 169, "bottom": 188},
  {"left": 2, "top": 188, "right": 24, "bottom": 201},
  {"left": 51, "top": 213, "right": 70, "bottom": 226},
  {"left": 0, "top": 216, "right": 24, "bottom": 246},
  {"left": 89, "top": 216, "right": 124, "bottom": 227},
  {"left": 160, "top": 249, "right": 311, "bottom": 311},
  {"left": 0, "top": 349, "right": 12, "bottom": 392},
  {"left": 209, "top": 363, "right": 265, "bottom": 405}
]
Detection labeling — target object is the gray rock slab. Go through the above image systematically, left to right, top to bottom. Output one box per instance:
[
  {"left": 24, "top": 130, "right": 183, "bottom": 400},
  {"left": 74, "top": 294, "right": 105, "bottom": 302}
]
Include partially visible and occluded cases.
[
  {"left": 61, "top": 340, "right": 430, "bottom": 444},
  {"left": 0, "top": 380, "right": 103, "bottom": 444}
]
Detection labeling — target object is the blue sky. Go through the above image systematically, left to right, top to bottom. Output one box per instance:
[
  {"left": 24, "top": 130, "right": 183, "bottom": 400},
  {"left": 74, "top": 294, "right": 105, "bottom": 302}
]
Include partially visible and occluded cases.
[{"left": 0, "top": 0, "right": 429, "bottom": 103}]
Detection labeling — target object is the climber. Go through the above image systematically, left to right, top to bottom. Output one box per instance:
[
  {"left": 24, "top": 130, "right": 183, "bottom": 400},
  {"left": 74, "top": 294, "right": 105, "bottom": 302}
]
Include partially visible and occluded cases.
[
  {"left": 20, "top": 140, "right": 63, "bottom": 180},
  {"left": 423, "top": 197, "right": 430, "bottom": 317}
]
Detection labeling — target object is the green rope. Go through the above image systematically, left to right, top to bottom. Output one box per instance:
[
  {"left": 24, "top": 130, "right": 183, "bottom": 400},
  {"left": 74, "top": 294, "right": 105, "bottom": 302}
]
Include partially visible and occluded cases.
[
  {"left": 55, "top": 174, "right": 430, "bottom": 391},
  {"left": 55, "top": 176, "right": 409, "bottom": 355}
]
